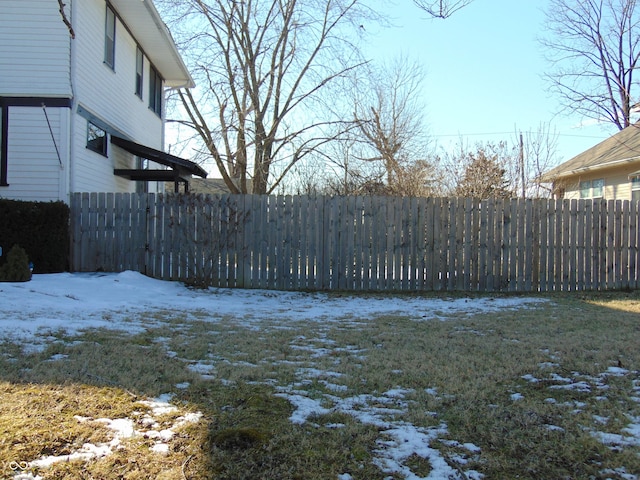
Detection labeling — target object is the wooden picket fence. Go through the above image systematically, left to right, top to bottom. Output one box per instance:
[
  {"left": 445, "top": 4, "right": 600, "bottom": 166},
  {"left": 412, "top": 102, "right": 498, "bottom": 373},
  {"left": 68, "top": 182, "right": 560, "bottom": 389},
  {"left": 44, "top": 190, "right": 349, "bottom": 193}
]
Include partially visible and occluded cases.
[{"left": 69, "top": 192, "right": 640, "bottom": 292}]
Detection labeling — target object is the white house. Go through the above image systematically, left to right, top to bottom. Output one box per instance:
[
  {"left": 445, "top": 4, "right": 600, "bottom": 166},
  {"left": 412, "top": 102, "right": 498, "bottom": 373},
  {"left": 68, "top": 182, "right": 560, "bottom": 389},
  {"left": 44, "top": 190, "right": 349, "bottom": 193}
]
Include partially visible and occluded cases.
[{"left": 0, "top": 0, "right": 206, "bottom": 203}]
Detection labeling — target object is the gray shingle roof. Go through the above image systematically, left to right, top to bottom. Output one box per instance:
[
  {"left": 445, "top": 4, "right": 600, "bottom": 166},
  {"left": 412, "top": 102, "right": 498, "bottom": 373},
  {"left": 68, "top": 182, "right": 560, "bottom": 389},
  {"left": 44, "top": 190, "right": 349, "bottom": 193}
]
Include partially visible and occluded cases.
[{"left": 540, "top": 123, "right": 640, "bottom": 182}]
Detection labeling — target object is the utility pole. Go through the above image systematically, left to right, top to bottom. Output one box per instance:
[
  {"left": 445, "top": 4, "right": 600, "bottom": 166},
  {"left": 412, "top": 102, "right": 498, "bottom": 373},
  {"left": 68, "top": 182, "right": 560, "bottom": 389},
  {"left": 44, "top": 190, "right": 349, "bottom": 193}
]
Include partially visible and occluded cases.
[{"left": 519, "top": 132, "right": 525, "bottom": 198}]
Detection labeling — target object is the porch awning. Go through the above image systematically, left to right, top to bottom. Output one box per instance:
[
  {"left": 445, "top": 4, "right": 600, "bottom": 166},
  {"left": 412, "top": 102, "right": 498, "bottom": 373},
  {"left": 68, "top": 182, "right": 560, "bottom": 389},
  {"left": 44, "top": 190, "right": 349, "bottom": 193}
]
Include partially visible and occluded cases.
[{"left": 110, "top": 135, "right": 207, "bottom": 182}]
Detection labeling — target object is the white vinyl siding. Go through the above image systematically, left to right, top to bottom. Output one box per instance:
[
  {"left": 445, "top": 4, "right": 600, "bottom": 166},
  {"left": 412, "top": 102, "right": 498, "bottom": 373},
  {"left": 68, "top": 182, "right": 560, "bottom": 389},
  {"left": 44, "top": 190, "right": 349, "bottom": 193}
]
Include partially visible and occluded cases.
[
  {"left": 0, "top": 0, "right": 72, "bottom": 97},
  {"left": 0, "top": 0, "right": 175, "bottom": 200},
  {"left": 71, "top": 0, "right": 164, "bottom": 194},
  {"left": 0, "top": 107, "right": 69, "bottom": 202}
]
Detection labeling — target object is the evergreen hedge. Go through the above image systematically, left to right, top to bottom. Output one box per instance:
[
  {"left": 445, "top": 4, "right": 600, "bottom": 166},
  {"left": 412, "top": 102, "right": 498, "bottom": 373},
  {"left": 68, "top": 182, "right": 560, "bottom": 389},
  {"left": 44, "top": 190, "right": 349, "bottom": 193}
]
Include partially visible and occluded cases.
[{"left": 0, "top": 199, "right": 69, "bottom": 273}]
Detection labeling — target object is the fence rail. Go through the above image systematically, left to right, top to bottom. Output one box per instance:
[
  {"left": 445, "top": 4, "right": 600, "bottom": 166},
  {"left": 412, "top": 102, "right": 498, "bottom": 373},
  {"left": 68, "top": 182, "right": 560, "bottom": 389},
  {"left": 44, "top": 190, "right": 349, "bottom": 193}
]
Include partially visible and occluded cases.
[{"left": 69, "top": 192, "right": 640, "bottom": 292}]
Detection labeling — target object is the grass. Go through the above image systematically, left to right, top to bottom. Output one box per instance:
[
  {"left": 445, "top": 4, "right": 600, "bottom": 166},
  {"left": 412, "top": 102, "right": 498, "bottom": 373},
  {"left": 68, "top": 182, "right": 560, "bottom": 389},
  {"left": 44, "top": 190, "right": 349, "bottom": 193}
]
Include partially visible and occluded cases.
[{"left": 1, "top": 291, "right": 639, "bottom": 479}]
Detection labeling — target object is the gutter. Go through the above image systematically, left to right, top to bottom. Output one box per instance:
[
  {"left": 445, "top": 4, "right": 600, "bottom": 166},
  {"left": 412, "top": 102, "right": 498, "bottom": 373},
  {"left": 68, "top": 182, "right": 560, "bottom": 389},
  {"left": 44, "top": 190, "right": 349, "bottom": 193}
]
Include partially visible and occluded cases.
[
  {"left": 141, "top": 0, "right": 194, "bottom": 88},
  {"left": 541, "top": 155, "right": 640, "bottom": 182}
]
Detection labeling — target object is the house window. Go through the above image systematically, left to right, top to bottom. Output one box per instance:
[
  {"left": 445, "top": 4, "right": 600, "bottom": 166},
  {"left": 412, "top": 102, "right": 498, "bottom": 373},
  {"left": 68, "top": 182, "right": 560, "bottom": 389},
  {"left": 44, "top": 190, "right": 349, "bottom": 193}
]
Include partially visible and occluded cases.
[
  {"left": 104, "top": 6, "right": 116, "bottom": 69},
  {"left": 135, "top": 47, "right": 144, "bottom": 98},
  {"left": 149, "top": 66, "right": 162, "bottom": 116},
  {"left": 87, "top": 122, "right": 107, "bottom": 156},
  {"left": 135, "top": 156, "right": 148, "bottom": 193},
  {"left": 632, "top": 176, "right": 640, "bottom": 202},
  {"left": 592, "top": 178, "right": 604, "bottom": 198},
  {"left": 580, "top": 179, "right": 604, "bottom": 199},
  {"left": 579, "top": 180, "right": 590, "bottom": 198}
]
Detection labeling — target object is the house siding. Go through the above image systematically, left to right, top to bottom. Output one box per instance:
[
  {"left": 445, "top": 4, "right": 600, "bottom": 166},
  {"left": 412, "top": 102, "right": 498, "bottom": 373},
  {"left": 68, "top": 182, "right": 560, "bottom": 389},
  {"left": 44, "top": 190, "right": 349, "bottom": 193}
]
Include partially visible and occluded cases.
[
  {"left": 0, "top": 0, "right": 187, "bottom": 203},
  {"left": 70, "top": 0, "right": 165, "bottom": 194},
  {"left": 0, "top": 1, "right": 72, "bottom": 97},
  {"left": 1, "top": 107, "right": 69, "bottom": 201},
  {"left": 561, "top": 166, "right": 638, "bottom": 201}
]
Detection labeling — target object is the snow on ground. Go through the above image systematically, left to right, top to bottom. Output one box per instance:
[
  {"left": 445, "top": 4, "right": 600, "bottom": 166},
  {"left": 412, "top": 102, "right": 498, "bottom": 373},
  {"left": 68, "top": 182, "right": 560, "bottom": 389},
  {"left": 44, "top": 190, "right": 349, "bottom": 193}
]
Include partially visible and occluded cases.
[
  {"left": 0, "top": 271, "right": 549, "bottom": 346},
  {"left": 0, "top": 272, "right": 637, "bottom": 479},
  {"left": 21, "top": 394, "right": 202, "bottom": 470}
]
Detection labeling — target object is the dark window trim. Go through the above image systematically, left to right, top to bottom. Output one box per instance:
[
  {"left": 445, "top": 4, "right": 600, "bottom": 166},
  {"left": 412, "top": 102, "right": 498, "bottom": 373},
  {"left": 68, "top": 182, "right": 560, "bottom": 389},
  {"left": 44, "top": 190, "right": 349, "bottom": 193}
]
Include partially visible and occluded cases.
[
  {"left": 105, "top": 5, "right": 116, "bottom": 69},
  {"left": 135, "top": 46, "right": 144, "bottom": 99},
  {"left": 149, "top": 65, "right": 163, "bottom": 117},
  {"left": 0, "top": 96, "right": 73, "bottom": 187},
  {"left": 0, "top": 97, "right": 72, "bottom": 108},
  {"left": 76, "top": 104, "right": 127, "bottom": 139},
  {"left": 1, "top": 105, "right": 7, "bottom": 186},
  {"left": 87, "top": 121, "right": 108, "bottom": 157}
]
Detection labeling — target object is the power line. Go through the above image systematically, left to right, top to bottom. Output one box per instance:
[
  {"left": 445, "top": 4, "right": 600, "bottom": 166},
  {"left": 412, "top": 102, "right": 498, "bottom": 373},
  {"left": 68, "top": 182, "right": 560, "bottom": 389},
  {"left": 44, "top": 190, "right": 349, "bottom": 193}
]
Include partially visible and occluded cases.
[{"left": 431, "top": 131, "right": 607, "bottom": 139}]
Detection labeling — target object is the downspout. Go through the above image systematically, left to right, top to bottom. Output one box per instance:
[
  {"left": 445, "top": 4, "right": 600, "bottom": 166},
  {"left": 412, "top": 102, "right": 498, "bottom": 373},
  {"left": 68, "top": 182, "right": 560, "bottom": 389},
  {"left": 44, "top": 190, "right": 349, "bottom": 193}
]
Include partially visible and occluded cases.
[{"left": 67, "top": 0, "right": 77, "bottom": 199}]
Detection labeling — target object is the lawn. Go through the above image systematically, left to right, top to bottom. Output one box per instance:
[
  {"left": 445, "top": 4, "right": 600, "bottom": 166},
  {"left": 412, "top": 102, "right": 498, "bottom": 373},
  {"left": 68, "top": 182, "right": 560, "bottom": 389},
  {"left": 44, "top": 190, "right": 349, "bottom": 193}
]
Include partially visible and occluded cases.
[{"left": 1, "top": 272, "right": 639, "bottom": 479}]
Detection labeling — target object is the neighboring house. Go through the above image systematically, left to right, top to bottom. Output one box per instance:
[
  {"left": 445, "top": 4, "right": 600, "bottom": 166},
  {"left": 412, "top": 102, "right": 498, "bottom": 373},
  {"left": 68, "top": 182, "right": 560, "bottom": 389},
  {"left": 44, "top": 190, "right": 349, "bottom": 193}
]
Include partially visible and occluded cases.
[
  {"left": 0, "top": 0, "right": 206, "bottom": 203},
  {"left": 540, "top": 123, "right": 640, "bottom": 201},
  {"left": 165, "top": 178, "right": 235, "bottom": 195}
]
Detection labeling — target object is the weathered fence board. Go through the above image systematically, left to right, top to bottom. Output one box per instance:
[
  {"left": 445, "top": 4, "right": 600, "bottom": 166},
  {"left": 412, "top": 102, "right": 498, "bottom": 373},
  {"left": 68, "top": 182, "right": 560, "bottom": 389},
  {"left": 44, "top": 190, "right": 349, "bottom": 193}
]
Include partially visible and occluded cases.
[{"left": 69, "top": 193, "right": 640, "bottom": 293}]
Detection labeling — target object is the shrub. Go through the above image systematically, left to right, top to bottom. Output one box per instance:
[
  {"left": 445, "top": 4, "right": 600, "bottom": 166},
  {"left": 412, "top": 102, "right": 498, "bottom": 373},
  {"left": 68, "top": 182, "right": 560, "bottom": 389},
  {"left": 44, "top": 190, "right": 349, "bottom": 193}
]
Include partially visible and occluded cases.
[
  {"left": 0, "top": 199, "right": 69, "bottom": 273},
  {"left": 0, "top": 244, "right": 31, "bottom": 282}
]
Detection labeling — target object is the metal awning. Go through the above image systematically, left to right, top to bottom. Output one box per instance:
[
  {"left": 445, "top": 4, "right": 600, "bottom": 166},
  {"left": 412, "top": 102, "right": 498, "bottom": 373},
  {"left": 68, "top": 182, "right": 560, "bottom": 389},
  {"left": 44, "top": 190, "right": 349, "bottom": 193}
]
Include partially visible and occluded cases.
[{"left": 110, "top": 135, "right": 207, "bottom": 191}]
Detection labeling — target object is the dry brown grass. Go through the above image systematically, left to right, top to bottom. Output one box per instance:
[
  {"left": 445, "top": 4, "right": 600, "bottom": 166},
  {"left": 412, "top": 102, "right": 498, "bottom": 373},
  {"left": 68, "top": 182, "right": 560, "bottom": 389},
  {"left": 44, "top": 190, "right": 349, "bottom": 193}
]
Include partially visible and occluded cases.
[
  {"left": 0, "top": 290, "right": 639, "bottom": 479},
  {"left": 0, "top": 382, "right": 210, "bottom": 479}
]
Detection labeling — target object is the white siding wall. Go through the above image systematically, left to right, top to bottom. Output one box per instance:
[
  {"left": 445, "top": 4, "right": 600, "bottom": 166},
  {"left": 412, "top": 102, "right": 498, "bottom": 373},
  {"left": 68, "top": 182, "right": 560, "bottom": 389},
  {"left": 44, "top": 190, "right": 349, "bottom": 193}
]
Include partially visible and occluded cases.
[
  {"left": 71, "top": 0, "right": 165, "bottom": 194},
  {"left": 0, "top": 1, "right": 72, "bottom": 97},
  {"left": 1, "top": 107, "right": 69, "bottom": 202}
]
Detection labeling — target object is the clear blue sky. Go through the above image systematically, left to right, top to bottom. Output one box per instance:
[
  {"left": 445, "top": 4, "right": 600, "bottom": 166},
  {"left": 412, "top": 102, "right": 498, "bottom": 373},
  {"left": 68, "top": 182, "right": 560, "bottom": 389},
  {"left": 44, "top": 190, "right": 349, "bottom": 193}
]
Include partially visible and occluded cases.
[{"left": 364, "top": 0, "right": 615, "bottom": 164}]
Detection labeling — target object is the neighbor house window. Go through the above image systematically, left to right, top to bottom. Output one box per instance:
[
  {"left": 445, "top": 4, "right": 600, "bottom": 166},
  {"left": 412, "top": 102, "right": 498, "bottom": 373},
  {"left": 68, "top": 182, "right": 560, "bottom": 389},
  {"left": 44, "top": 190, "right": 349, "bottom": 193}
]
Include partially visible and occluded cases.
[
  {"left": 104, "top": 6, "right": 116, "bottom": 69},
  {"left": 135, "top": 47, "right": 144, "bottom": 98},
  {"left": 149, "top": 66, "right": 162, "bottom": 116},
  {"left": 87, "top": 122, "right": 107, "bottom": 156},
  {"left": 632, "top": 176, "right": 640, "bottom": 202},
  {"left": 580, "top": 179, "right": 604, "bottom": 199},
  {"left": 592, "top": 179, "right": 604, "bottom": 198},
  {"left": 580, "top": 180, "right": 590, "bottom": 198}
]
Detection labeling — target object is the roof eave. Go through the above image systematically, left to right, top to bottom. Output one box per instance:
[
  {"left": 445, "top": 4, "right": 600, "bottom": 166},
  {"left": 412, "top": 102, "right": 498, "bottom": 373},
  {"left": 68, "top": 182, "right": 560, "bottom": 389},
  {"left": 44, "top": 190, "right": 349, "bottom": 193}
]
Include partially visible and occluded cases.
[
  {"left": 110, "top": 0, "right": 194, "bottom": 89},
  {"left": 541, "top": 155, "right": 640, "bottom": 182}
]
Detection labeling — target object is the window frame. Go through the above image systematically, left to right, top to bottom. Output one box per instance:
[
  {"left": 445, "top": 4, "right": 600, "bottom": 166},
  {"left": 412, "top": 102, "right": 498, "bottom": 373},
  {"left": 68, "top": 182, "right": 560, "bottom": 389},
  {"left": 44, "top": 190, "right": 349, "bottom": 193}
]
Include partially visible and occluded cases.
[
  {"left": 104, "top": 5, "right": 116, "bottom": 69},
  {"left": 135, "top": 46, "right": 144, "bottom": 98},
  {"left": 149, "top": 66, "right": 163, "bottom": 117},
  {"left": 86, "top": 121, "right": 108, "bottom": 157},
  {"left": 631, "top": 175, "right": 640, "bottom": 202},
  {"left": 579, "top": 178, "right": 604, "bottom": 199},
  {"left": 591, "top": 178, "right": 604, "bottom": 198},
  {"left": 579, "top": 180, "right": 591, "bottom": 199}
]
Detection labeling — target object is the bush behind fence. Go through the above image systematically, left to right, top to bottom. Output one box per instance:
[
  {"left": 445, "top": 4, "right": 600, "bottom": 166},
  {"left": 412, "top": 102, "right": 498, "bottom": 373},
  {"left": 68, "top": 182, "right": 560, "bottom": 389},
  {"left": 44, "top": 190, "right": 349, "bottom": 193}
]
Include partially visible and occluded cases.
[{"left": 69, "top": 192, "right": 640, "bottom": 292}]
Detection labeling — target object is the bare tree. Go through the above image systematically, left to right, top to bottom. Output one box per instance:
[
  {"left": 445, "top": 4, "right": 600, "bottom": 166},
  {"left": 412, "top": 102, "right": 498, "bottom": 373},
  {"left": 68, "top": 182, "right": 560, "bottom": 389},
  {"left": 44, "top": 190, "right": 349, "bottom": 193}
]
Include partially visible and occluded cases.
[
  {"left": 57, "top": 0, "right": 75, "bottom": 38},
  {"left": 159, "top": 0, "right": 374, "bottom": 194},
  {"left": 412, "top": 0, "right": 474, "bottom": 18},
  {"left": 541, "top": 0, "right": 640, "bottom": 130},
  {"left": 352, "top": 56, "right": 439, "bottom": 196},
  {"left": 515, "top": 124, "right": 561, "bottom": 198}
]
